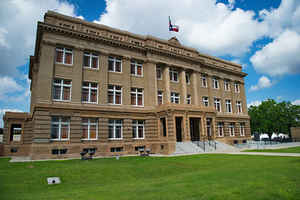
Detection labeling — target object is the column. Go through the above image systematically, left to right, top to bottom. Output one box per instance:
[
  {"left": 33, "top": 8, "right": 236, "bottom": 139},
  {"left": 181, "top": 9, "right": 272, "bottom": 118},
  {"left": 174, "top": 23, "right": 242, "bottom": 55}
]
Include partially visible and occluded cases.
[
  {"left": 71, "top": 49, "right": 83, "bottom": 104},
  {"left": 122, "top": 56, "right": 131, "bottom": 105},
  {"left": 144, "top": 61, "right": 157, "bottom": 106},
  {"left": 163, "top": 65, "right": 170, "bottom": 104},
  {"left": 180, "top": 70, "right": 187, "bottom": 104},
  {"left": 192, "top": 72, "right": 199, "bottom": 105}
]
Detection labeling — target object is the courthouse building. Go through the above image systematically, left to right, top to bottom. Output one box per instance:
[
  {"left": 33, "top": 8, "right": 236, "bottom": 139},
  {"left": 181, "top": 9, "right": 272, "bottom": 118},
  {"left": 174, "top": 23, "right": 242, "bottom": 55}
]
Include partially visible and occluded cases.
[{"left": 1, "top": 11, "right": 250, "bottom": 159}]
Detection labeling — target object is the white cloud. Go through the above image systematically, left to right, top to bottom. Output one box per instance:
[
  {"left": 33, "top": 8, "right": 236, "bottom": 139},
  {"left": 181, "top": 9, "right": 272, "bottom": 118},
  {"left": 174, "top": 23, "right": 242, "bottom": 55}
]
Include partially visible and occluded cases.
[
  {"left": 0, "top": 0, "right": 79, "bottom": 77},
  {"left": 94, "top": 0, "right": 267, "bottom": 57},
  {"left": 250, "top": 30, "right": 300, "bottom": 76},
  {"left": 0, "top": 76, "right": 23, "bottom": 99},
  {"left": 250, "top": 76, "right": 273, "bottom": 91},
  {"left": 292, "top": 99, "right": 300, "bottom": 105},
  {"left": 247, "top": 100, "right": 262, "bottom": 108}
]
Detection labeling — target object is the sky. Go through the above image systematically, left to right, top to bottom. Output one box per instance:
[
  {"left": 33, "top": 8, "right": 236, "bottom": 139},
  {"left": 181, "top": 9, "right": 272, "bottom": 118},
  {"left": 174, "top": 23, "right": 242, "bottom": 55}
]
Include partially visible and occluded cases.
[{"left": 0, "top": 0, "right": 300, "bottom": 127}]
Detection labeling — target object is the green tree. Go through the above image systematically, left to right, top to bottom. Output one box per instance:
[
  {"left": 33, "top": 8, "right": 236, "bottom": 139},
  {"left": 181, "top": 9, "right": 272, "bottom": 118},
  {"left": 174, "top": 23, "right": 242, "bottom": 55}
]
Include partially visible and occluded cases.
[{"left": 248, "top": 99, "right": 300, "bottom": 136}]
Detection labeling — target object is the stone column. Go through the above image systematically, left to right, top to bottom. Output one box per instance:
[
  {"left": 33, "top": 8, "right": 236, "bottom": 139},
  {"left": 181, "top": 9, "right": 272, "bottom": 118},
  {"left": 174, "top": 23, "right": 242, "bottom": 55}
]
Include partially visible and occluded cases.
[
  {"left": 71, "top": 49, "right": 83, "bottom": 104},
  {"left": 99, "top": 54, "right": 108, "bottom": 104},
  {"left": 122, "top": 56, "right": 131, "bottom": 105},
  {"left": 144, "top": 61, "right": 157, "bottom": 106},
  {"left": 163, "top": 65, "right": 170, "bottom": 104},
  {"left": 180, "top": 70, "right": 187, "bottom": 104},
  {"left": 192, "top": 72, "right": 199, "bottom": 105}
]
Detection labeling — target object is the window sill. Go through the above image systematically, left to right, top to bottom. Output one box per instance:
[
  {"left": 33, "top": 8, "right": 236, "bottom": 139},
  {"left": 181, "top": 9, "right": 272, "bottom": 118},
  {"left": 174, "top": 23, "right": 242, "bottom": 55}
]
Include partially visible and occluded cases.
[
  {"left": 55, "top": 62, "right": 73, "bottom": 66},
  {"left": 83, "top": 67, "right": 99, "bottom": 70},
  {"left": 108, "top": 70, "right": 122, "bottom": 73},
  {"left": 131, "top": 75, "right": 143, "bottom": 78},
  {"left": 170, "top": 80, "right": 179, "bottom": 83},
  {"left": 53, "top": 99, "right": 71, "bottom": 102},
  {"left": 82, "top": 101, "right": 98, "bottom": 104},
  {"left": 108, "top": 103, "right": 122, "bottom": 106},
  {"left": 131, "top": 105, "right": 144, "bottom": 107},
  {"left": 108, "top": 138, "right": 123, "bottom": 140},
  {"left": 133, "top": 138, "right": 144, "bottom": 140},
  {"left": 50, "top": 139, "right": 69, "bottom": 141},
  {"left": 81, "top": 139, "right": 98, "bottom": 141}
]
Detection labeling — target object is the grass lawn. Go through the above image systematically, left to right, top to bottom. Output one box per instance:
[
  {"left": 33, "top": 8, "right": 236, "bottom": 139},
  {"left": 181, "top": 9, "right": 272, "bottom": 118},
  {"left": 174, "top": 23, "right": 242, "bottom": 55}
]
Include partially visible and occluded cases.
[
  {"left": 243, "top": 146, "right": 300, "bottom": 153},
  {"left": 1, "top": 154, "right": 300, "bottom": 200}
]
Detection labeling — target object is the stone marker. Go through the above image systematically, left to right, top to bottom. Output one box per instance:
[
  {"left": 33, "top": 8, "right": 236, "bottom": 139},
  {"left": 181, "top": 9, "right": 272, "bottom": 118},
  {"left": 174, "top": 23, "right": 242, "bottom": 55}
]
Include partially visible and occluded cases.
[{"left": 47, "top": 177, "right": 61, "bottom": 184}]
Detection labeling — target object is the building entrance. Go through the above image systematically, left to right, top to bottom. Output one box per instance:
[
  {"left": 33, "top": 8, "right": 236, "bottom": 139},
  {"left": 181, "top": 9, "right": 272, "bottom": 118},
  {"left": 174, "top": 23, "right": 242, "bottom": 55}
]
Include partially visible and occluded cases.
[
  {"left": 175, "top": 117, "right": 183, "bottom": 142},
  {"left": 190, "top": 118, "right": 201, "bottom": 141}
]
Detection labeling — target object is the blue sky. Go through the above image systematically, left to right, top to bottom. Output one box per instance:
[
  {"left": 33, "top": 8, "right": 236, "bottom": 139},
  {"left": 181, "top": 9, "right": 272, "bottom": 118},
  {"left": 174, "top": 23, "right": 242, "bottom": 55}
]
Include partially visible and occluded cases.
[{"left": 0, "top": 0, "right": 300, "bottom": 127}]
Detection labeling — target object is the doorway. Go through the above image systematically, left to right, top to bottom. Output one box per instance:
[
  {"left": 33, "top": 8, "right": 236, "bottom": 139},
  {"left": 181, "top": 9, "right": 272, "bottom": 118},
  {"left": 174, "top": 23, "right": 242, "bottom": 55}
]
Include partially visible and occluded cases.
[
  {"left": 175, "top": 117, "right": 183, "bottom": 142},
  {"left": 190, "top": 118, "right": 201, "bottom": 141}
]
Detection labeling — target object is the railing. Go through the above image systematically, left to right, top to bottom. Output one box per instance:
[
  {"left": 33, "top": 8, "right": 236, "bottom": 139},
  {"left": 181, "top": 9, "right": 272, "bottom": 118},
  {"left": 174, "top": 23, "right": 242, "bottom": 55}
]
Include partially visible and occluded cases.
[{"left": 192, "top": 140, "right": 205, "bottom": 152}]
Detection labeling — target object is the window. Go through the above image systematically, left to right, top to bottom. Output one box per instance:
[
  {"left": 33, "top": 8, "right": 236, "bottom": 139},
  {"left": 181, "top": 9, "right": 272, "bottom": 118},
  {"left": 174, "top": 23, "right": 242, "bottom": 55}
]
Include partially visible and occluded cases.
[
  {"left": 55, "top": 47, "right": 72, "bottom": 65},
  {"left": 83, "top": 52, "right": 99, "bottom": 69},
  {"left": 108, "top": 56, "right": 122, "bottom": 72},
  {"left": 131, "top": 60, "right": 143, "bottom": 76},
  {"left": 156, "top": 66, "right": 162, "bottom": 80},
  {"left": 169, "top": 68, "right": 178, "bottom": 82},
  {"left": 186, "top": 73, "right": 190, "bottom": 85},
  {"left": 201, "top": 74, "right": 207, "bottom": 87},
  {"left": 212, "top": 77, "right": 219, "bottom": 89},
  {"left": 53, "top": 79, "right": 71, "bottom": 101},
  {"left": 224, "top": 80, "right": 230, "bottom": 91},
  {"left": 82, "top": 82, "right": 98, "bottom": 103},
  {"left": 234, "top": 82, "right": 240, "bottom": 93},
  {"left": 108, "top": 85, "right": 122, "bottom": 105},
  {"left": 131, "top": 88, "right": 143, "bottom": 106},
  {"left": 157, "top": 91, "right": 163, "bottom": 105},
  {"left": 171, "top": 92, "right": 180, "bottom": 104},
  {"left": 186, "top": 94, "right": 191, "bottom": 104},
  {"left": 202, "top": 96, "right": 209, "bottom": 107},
  {"left": 214, "top": 98, "right": 221, "bottom": 112},
  {"left": 225, "top": 99, "right": 232, "bottom": 113},
  {"left": 236, "top": 101, "right": 243, "bottom": 113},
  {"left": 51, "top": 116, "right": 70, "bottom": 140},
  {"left": 81, "top": 118, "right": 98, "bottom": 140},
  {"left": 160, "top": 118, "right": 167, "bottom": 137},
  {"left": 206, "top": 118, "right": 212, "bottom": 137},
  {"left": 108, "top": 119, "right": 122, "bottom": 139},
  {"left": 132, "top": 120, "right": 145, "bottom": 139},
  {"left": 217, "top": 122, "right": 224, "bottom": 137},
  {"left": 229, "top": 122, "right": 235, "bottom": 136},
  {"left": 240, "top": 122, "right": 245, "bottom": 136},
  {"left": 111, "top": 147, "right": 123, "bottom": 152}
]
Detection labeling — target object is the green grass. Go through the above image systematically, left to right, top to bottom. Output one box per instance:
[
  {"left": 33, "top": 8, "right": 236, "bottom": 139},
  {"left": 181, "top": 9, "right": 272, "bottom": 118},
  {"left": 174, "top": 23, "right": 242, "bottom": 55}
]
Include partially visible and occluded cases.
[
  {"left": 243, "top": 146, "right": 300, "bottom": 153},
  {"left": 1, "top": 154, "right": 300, "bottom": 200}
]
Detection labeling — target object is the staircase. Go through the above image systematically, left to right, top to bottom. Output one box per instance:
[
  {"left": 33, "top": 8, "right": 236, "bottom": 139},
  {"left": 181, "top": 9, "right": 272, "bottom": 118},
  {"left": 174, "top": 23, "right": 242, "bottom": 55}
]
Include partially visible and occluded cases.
[
  {"left": 172, "top": 140, "right": 240, "bottom": 155},
  {"left": 172, "top": 142, "right": 204, "bottom": 155}
]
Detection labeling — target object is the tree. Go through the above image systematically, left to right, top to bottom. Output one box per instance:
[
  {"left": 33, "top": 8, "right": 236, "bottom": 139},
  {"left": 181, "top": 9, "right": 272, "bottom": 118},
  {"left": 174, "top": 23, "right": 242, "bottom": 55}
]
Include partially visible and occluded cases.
[{"left": 248, "top": 99, "right": 300, "bottom": 136}]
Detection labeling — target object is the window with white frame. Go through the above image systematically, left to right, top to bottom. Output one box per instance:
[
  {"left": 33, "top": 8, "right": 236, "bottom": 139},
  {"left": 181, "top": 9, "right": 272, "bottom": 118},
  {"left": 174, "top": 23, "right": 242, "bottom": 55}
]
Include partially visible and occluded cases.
[
  {"left": 55, "top": 47, "right": 73, "bottom": 65},
  {"left": 83, "top": 52, "right": 99, "bottom": 69},
  {"left": 108, "top": 56, "right": 122, "bottom": 72},
  {"left": 131, "top": 60, "right": 143, "bottom": 76},
  {"left": 156, "top": 66, "right": 162, "bottom": 80},
  {"left": 169, "top": 68, "right": 179, "bottom": 82},
  {"left": 186, "top": 73, "right": 190, "bottom": 85},
  {"left": 201, "top": 74, "right": 207, "bottom": 87},
  {"left": 212, "top": 77, "right": 219, "bottom": 89},
  {"left": 53, "top": 79, "right": 72, "bottom": 101},
  {"left": 224, "top": 80, "right": 230, "bottom": 91},
  {"left": 82, "top": 82, "right": 98, "bottom": 103},
  {"left": 234, "top": 82, "right": 240, "bottom": 93},
  {"left": 108, "top": 85, "right": 122, "bottom": 104},
  {"left": 131, "top": 88, "right": 143, "bottom": 106},
  {"left": 157, "top": 91, "right": 163, "bottom": 105},
  {"left": 170, "top": 92, "right": 180, "bottom": 104},
  {"left": 186, "top": 94, "right": 191, "bottom": 104},
  {"left": 202, "top": 96, "right": 209, "bottom": 107},
  {"left": 214, "top": 98, "right": 221, "bottom": 112},
  {"left": 225, "top": 99, "right": 232, "bottom": 113},
  {"left": 236, "top": 101, "right": 243, "bottom": 113},
  {"left": 51, "top": 116, "right": 70, "bottom": 140},
  {"left": 81, "top": 118, "right": 98, "bottom": 140},
  {"left": 206, "top": 118, "right": 212, "bottom": 137},
  {"left": 108, "top": 119, "right": 122, "bottom": 139},
  {"left": 132, "top": 120, "right": 145, "bottom": 139},
  {"left": 217, "top": 122, "right": 224, "bottom": 137},
  {"left": 229, "top": 122, "right": 235, "bottom": 136},
  {"left": 240, "top": 122, "right": 245, "bottom": 136}
]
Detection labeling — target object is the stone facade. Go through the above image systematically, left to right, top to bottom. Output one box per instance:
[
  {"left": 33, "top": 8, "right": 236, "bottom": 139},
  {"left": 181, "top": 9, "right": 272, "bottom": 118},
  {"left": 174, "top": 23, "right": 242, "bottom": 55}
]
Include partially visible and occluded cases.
[{"left": 1, "top": 11, "right": 250, "bottom": 159}]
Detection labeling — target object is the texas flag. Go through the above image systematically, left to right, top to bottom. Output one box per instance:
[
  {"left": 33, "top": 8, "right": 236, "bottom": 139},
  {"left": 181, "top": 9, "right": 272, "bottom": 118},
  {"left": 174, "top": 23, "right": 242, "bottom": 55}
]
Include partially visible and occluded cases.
[{"left": 169, "top": 16, "right": 179, "bottom": 32}]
